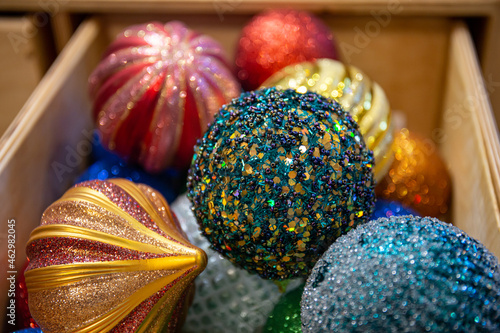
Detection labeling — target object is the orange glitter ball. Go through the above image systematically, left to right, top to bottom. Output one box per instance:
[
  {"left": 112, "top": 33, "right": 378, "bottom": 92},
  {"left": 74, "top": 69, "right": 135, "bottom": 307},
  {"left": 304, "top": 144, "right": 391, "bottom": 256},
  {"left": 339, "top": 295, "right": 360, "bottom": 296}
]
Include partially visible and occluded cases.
[{"left": 376, "top": 129, "right": 451, "bottom": 217}]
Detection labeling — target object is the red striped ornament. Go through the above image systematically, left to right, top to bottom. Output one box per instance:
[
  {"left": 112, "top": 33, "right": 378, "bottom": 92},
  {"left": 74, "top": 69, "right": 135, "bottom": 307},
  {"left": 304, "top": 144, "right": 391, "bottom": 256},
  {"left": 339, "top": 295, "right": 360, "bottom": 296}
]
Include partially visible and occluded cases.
[{"left": 89, "top": 22, "right": 240, "bottom": 172}]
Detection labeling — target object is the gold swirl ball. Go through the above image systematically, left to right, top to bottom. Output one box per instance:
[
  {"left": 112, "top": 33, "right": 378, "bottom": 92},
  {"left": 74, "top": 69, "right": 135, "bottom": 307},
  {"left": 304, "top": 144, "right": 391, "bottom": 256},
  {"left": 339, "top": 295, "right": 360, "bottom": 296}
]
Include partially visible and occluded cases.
[
  {"left": 261, "top": 58, "right": 394, "bottom": 182},
  {"left": 375, "top": 129, "right": 451, "bottom": 217},
  {"left": 25, "top": 179, "right": 207, "bottom": 333}
]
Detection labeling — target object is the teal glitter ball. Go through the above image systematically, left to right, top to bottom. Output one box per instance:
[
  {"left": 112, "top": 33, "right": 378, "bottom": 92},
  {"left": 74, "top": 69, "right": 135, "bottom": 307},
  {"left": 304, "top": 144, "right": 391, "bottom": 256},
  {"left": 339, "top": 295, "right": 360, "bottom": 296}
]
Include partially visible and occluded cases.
[
  {"left": 187, "top": 88, "right": 375, "bottom": 280},
  {"left": 301, "top": 216, "right": 500, "bottom": 332},
  {"left": 264, "top": 284, "right": 304, "bottom": 333}
]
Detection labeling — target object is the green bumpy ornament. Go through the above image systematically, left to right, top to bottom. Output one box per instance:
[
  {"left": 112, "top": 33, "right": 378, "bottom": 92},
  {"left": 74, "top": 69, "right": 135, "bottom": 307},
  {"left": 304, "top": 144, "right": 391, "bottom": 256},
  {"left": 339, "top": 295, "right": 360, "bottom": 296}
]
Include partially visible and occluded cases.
[{"left": 264, "top": 284, "right": 304, "bottom": 332}]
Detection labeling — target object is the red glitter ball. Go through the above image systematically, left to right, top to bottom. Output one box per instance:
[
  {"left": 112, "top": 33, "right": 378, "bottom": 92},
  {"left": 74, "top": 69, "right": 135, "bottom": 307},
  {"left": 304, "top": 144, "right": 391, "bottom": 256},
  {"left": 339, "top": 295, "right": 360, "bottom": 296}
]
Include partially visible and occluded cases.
[
  {"left": 235, "top": 10, "right": 339, "bottom": 91},
  {"left": 15, "top": 260, "right": 40, "bottom": 330}
]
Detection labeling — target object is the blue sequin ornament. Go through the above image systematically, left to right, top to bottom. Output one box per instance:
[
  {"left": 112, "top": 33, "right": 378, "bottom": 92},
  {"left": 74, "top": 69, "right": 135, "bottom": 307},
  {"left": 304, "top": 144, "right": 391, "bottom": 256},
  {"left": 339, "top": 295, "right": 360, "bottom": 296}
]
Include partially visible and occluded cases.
[
  {"left": 187, "top": 88, "right": 375, "bottom": 280},
  {"left": 76, "top": 137, "right": 182, "bottom": 203},
  {"left": 371, "top": 199, "right": 418, "bottom": 219},
  {"left": 302, "top": 216, "right": 500, "bottom": 332},
  {"left": 12, "top": 329, "right": 43, "bottom": 333}
]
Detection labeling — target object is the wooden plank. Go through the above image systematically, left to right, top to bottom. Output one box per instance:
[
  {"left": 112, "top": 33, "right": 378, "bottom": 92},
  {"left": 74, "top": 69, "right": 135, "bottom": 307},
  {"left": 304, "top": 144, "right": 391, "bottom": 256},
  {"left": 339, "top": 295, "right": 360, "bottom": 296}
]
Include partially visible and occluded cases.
[
  {"left": 0, "top": 0, "right": 499, "bottom": 15},
  {"left": 480, "top": 4, "right": 500, "bottom": 132},
  {"left": 51, "top": 11, "right": 75, "bottom": 53},
  {"left": 440, "top": 21, "right": 500, "bottom": 257}
]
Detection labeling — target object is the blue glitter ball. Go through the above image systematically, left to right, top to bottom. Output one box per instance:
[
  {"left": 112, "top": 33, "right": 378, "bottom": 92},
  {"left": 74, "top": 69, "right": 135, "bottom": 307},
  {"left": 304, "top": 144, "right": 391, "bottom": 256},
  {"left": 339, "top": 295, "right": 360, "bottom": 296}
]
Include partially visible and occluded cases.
[
  {"left": 187, "top": 88, "right": 375, "bottom": 280},
  {"left": 89, "top": 130, "right": 111, "bottom": 161},
  {"left": 76, "top": 159, "right": 179, "bottom": 203},
  {"left": 371, "top": 199, "right": 418, "bottom": 219},
  {"left": 301, "top": 216, "right": 500, "bottom": 332},
  {"left": 12, "top": 329, "right": 43, "bottom": 333}
]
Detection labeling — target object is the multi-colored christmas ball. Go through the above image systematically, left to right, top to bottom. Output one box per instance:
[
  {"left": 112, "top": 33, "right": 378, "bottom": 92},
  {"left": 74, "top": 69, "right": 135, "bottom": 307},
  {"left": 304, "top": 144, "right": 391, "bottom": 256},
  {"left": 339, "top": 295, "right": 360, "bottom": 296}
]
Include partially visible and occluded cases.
[
  {"left": 235, "top": 10, "right": 339, "bottom": 91},
  {"left": 89, "top": 21, "right": 240, "bottom": 173},
  {"left": 262, "top": 59, "right": 394, "bottom": 181},
  {"left": 187, "top": 88, "right": 375, "bottom": 280},
  {"left": 376, "top": 129, "right": 451, "bottom": 217},
  {"left": 25, "top": 179, "right": 207, "bottom": 333},
  {"left": 172, "top": 194, "right": 301, "bottom": 333},
  {"left": 371, "top": 199, "right": 418, "bottom": 219},
  {"left": 301, "top": 216, "right": 500, "bottom": 332},
  {"left": 263, "top": 284, "right": 304, "bottom": 333}
]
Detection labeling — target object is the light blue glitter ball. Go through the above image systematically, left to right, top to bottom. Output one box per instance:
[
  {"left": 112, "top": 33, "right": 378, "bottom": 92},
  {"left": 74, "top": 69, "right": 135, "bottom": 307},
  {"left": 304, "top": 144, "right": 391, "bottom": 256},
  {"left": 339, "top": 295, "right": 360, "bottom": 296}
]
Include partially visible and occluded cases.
[{"left": 301, "top": 216, "right": 500, "bottom": 332}]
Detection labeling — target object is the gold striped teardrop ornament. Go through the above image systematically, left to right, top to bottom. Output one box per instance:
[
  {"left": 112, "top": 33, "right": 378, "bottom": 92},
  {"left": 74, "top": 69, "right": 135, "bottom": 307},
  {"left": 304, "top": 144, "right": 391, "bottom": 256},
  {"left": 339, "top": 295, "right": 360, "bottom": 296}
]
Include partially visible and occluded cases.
[
  {"left": 261, "top": 58, "right": 394, "bottom": 182},
  {"left": 25, "top": 179, "right": 207, "bottom": 333}
]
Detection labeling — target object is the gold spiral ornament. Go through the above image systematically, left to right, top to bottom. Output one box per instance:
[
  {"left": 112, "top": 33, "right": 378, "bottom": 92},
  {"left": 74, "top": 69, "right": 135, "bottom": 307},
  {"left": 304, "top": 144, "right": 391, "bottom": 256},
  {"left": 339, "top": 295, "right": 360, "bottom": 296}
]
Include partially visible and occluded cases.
[
  {"left": 261, "top": 58, "right": 394, "bottom": 182},
  {"left": 25, "top": 179, "right": 207, "bottom": 333}
]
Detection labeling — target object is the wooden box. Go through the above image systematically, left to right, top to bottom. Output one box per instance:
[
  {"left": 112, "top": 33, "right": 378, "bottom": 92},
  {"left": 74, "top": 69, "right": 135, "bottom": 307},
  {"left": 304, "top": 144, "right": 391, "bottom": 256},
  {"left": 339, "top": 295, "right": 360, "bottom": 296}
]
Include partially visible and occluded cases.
[{"left": 1, "top": 10, "right": 499, "bottom": 330}]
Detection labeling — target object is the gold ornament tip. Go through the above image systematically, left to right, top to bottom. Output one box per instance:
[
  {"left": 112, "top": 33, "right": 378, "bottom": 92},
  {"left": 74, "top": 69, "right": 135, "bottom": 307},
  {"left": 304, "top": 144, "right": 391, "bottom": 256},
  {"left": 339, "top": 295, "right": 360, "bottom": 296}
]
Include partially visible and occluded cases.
[{"left": 196, "top": 248, "right": 208, "bottom": 272}]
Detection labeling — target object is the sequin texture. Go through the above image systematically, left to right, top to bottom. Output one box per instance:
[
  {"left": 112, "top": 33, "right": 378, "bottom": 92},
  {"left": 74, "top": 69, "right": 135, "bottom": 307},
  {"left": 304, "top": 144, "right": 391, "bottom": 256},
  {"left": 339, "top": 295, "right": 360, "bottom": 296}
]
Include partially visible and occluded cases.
[
  {"left": 262, "top": 59, "right": 394, "bottom": 181},
  {"left": 187, "top": 88, "right": 375, "bottom": 280},
  {"left": 301, "top": 216, "right": 500, "bottom": 332}
]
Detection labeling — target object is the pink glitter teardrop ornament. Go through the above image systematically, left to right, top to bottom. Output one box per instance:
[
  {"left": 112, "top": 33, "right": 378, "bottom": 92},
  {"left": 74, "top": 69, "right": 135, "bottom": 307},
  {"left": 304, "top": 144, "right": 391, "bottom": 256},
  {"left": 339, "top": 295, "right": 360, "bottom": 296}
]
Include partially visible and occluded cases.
[{"left": 89, "top": 21, "right": 241, "bottom": 173}]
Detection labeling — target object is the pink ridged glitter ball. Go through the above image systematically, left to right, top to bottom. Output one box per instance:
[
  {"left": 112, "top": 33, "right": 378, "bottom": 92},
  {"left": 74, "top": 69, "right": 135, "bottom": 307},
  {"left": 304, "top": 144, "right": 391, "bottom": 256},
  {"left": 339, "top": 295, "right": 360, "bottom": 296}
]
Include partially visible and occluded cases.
[
  {"left": 235, "top": 10, "right": 339, "bottom": 91},
  {"left": 89, "top": 21, "right": 241, "bottom": 173}
]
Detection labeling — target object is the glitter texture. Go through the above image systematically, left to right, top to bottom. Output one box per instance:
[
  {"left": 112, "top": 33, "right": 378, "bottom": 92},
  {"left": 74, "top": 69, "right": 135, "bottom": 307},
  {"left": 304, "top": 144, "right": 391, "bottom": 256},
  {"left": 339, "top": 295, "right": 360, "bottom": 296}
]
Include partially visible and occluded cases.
[
  {"left": 235, "top": 10, "right": 339, "bottom": 90},
  {"left": 89, "top": 21, "right": 241, "bottom": 172},
  {"left": 262, "top": 59, "right": 394, "bottom": 181},
  {"left": 187, "top": 88, "right": 375, "bottom": 280},
  {"left": 376, "top": 129, "right": 451, "bottom": 217},
  {"left": 25, "top": 179, "right": 207, "bottom": 333},
  {"left": 76, "top": 180, "right": 179, "bottom": 241},
  {"left": 172, "top": 194, "right": 302, "bottom": 332},
  {"left": 371, "top": 199, "right": 418, "bottom": 219},
  {"left": 39, "top": 200, "right": 181, "bottom": 253},
  {"left": 301, "top": 216, "right": 500, "bottom": 332},
  {"left": 26, "top": 237, "right": 166, "bottom": 269},
  {"left": 109, "top": 269, "right": 195, "bottom": 333},
  {"left": 29, "top": 270, "right": 172, "bottom": 332},
  {"left": 263, "top": 284, "right": 304, "bottom": 333},
  {"left": 12, "top": 329, "right": 43, "bottom": 333}
]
